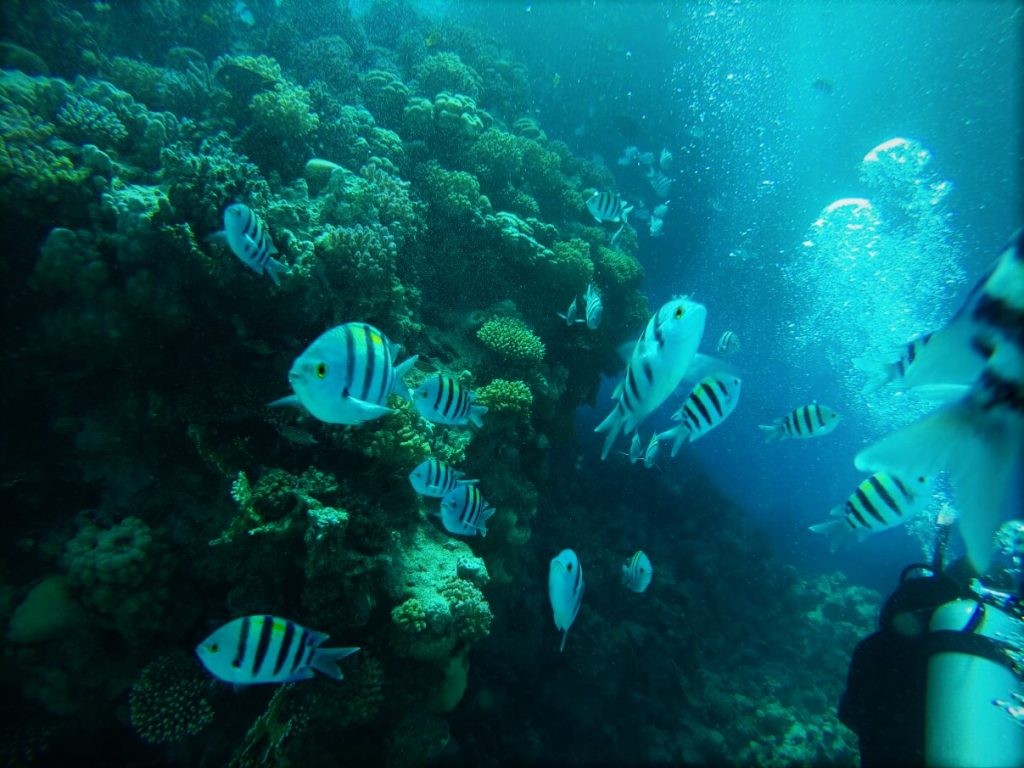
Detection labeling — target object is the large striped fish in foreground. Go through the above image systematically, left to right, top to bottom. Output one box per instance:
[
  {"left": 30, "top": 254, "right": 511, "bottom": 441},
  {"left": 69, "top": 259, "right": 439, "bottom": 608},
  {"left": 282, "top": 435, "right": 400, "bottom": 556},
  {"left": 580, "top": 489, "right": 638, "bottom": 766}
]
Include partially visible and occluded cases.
[
  {"left": 205, "top": 203, "right": 288, "bottom": 285},
  {"left": 855, "top": 228, "right": 1024, "bottom": 574},
  {"left": 595, "top": 297, "right": 708, "bottom": 460},
  {"left": 269, "top": 323, "right": 417, "bottom": 425},
  {"left": 413, "top": 373, "right": 487, "bottom": 428},
  {"left": 658, "top": 374, "right": 742, "bottom": 457},
  {"left": 758, "top": 403, "right": 840, "bottom": 442},
  {"left": 809, "top": 472, "right": 934, "bottom": 551},
  {"left": 438, "top": 484, "right": 496, "bottom": 537},
  {"left": 549, "top": 549, "right": 584, "bottom": 652},
  {"left": 196, "top": 615, "right": 359, "bottom": 685}
]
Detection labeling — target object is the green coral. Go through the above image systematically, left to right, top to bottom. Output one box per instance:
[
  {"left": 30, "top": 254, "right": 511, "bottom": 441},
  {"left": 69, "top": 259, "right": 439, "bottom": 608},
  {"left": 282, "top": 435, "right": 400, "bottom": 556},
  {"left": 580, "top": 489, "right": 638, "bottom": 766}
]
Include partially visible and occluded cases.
[
  {"left": 414, "top": 52, "right": 482, "bottom": 100},
  {"left": 361, "top": 69, "right": 411, "bottom": 128},
  {"left": 250, "top": 82, "right": 319, "bottom": 139},
  {"left": 55, "top": 91, "right": 128, "bottom": 147},
  {"left": 417, "top": 160, "right": 490, "bottom": 225},
  {"left": 545, "top": 238, "right": 595, "bottom": 287},
  {"left": 594, "top": 244, "right": 644, "bottom": 287},
  {"left": 476, "top": 317, "right": 545, "bottom": 363},
  {"left": 476, "top": 378, "right": 533, "bottom": 417},
  {"left": 215, "top": 467, "right": 340, "bottom": 544},
  {"left": 129, "top": 653, "right": 214, "bottom": 745}
]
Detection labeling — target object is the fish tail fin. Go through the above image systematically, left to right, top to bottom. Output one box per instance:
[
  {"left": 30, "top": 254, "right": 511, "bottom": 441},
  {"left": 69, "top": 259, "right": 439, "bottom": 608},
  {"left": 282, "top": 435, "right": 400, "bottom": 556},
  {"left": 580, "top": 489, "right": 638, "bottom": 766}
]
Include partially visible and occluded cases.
[
  {"left": 610, "top": 223, "right": 624, "bottom": 245},
  {"left": 264, "top": 257, "right": 288, "bottom": 286},
  {"left": 391, "top": 355, "right": 419, "bottom": 400},
  {"left": 852, "top": 355, "right": 897, "bottom": 394},
  {"left": 268, "top": 394, "right": 302, "bottom": 409},
  {"left": 855, "top": 397, "right": 1023, "bottom": 574},
  {"left": 468, "top": 404, "right": 488, "bottom": 429},
  {"left": 594, "top": 406, "right": 627, "bottom": 460},
  {"left": 758, "top": 423, "right": 780, "bottom": 442},
  {"left": 657, "top": 424, "right": 690, "bottom": 458},
  {"left": 478, "top": 505, "right": 496, "bottom": 536},
  {"left": 808, "top": 506, "right": 854, "bottom": 553},
  {"left": 559, "top": 630, "right": 568, "bottom": 653},
  {"left": 310, "top": 646, "right": 360, "bottom": 681}
]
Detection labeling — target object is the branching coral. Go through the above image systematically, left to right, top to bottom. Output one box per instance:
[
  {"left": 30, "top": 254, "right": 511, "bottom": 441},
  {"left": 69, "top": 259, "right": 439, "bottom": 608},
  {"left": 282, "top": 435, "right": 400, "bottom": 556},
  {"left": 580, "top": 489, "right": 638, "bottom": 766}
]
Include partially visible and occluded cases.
[
  {"left": 361, "top": 69, "right": 411, "bottom": 129},
  {"left": 417, "top": 160, "right": 490, "bottom": 226},
  {"left": 594, "top": 244, "right": 644, "bottom": 287},
  {"left": 476, "top": 318, "right": 545, "bottom": 363},
  {"left": 476, "top": 378, "right": 533, "bottom": 417},
  {"left": 129, "top": 653, "right": 215, "bottom": 745}
]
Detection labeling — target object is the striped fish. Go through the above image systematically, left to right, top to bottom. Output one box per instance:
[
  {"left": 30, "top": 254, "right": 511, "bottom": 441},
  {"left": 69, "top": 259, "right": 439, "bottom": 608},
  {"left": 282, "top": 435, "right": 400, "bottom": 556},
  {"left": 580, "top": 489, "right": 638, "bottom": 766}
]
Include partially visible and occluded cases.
[
  {"left": 659, "top": 148, "right": 673, "bottom": 171},
  {"left": 646, "top": 168, "right": 674, "bottom": 198},
  {"left": 586, "top": 191, "right": 633, "bottom": 243},
  {"left": 205, "top": 203, "right": 288, "bottom": 285},
  {"left": 649, "top": 215, "right": 664, "bottom": 237},
  {"left": 856, "top": 228, "right": 1024, "bottom": 574},
  {"left": 582, "top": 283, "right": 602, "bottom": 330},
  {"left": 557, "top": 296, "right": 580, "bottom": 326},
  {"left": 595, "top": 297, "right": 708, "bottom": 460},
  {"left": 269, "top": 322, "right": 417, "bottom": 425},
  {"left": 716, "top": 330, "right": 740, "bottom": 355},
  {"left": 853, "top": 332, "right": 936, "bottom": 394},
  {"left": 413, "top": 374, "right": 487, "bottom": 428},
  {"left": 658, "top": 374, "right": 742, "bottom": 457},
  {"left": 758, "top": 403, "right": 840, "bottom": 442},
  {"left": 275, "top": 424, "right": 318, "bottom": 446},
  {"left": 625, "top": 432, "right": 643, "bottom": 464},
  {"left": 643, "top": 432, "right": 660, "bottom": 469},
  {"left": 408, "top": 458, "right": 478, "bottom": 498},
  {"left": 809, "top": 472, "right": 934, "bottom": 551},
  {"left": 438, "top": 484, "right": 496, "bottom": 537},
  {"left": 548, "top": 549, "right": 584, "bottom": 652},
  {"left": 621, "top": 550, "right": 653, "bottom": 593},
  {"left": 196, "top": 615, "right": 358, "bottom": 686}
]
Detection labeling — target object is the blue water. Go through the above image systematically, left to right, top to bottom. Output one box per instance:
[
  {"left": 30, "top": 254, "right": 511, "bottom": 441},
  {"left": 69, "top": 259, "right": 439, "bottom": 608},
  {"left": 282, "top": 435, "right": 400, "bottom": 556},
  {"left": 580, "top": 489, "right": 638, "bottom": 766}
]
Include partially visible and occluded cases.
[{"left": 461, "top": 0, "right": 1022, "bottom": 592}]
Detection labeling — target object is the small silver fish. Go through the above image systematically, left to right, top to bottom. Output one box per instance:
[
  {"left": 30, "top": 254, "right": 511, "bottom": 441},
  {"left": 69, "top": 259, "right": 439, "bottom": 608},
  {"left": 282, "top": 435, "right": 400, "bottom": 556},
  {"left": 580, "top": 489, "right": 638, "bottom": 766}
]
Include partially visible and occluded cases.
[
  {"left": 659, "top": 148, "right": 673, "bottom": 172},
  {"left": 649, "top": 216, "right": 664, "bottom": 237},
  {"left": 557, "top": 296, "right": 580, "bottom": 326},
  {"left": 717, "top": 330, "right": 740, "bottom": 355},
  {"left": 276, "top": 424, "right": 318, "bottom": 446},
  {"left": 643, "top": 433, "right": 660, "bottom": 469},
  {"left": 548, "top": 549, "right": 584, "bottom": 652},
  {"left": 622, "top": 550, "right": 653, "bottom": 593}
]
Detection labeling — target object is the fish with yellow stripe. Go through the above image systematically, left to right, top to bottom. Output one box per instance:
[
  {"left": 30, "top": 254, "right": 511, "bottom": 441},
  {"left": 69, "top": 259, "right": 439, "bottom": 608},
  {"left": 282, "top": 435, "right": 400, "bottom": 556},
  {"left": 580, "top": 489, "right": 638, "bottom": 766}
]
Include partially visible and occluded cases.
[
  {"left": 595, "top": 297, "right": 708, "bottom": 460},
  {"left": 269, "top": 322, "right": 417, "bottom": 424},
  {"left": 658, "top": 374, "right": 742, "bottom": 457},
  {"left": 758, "top": 403, "right": 840, "bottom": 442},
  {"left": 809, "top": 472, "right": 934, "bottom": 551},
  {"left": 196, "top": 615, "right": 359, "bottom": 686}
]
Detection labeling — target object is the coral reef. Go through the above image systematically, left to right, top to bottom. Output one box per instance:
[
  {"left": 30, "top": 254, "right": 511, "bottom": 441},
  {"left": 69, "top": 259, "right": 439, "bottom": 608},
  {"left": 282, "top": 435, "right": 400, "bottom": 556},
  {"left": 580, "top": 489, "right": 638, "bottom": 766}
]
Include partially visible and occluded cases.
[
  {"left": 476, "top": 317, "right": 546, "bottom": 364},
  {"left": 129, "top": 653, "right": 215, "bottom": 745}
]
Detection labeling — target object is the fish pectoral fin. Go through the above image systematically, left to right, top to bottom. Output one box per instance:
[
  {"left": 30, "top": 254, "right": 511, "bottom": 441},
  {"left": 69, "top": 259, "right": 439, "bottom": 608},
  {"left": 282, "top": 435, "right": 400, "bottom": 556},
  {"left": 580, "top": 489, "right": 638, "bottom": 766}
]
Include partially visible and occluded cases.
[
  {"left": 268, "top": 394, "right": 302, "bottom": 409},
  {"left": 343, "top": 395, "right": 394, "bottom": 421}
]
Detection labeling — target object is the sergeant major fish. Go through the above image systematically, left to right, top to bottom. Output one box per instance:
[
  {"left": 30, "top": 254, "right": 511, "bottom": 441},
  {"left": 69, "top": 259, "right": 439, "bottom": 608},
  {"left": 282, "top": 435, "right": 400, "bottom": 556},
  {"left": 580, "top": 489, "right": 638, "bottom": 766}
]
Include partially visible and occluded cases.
[
  {"left": 647, "top": 168, "right": 674, "bottom": 198},
  {"left": 586, "top": 191, "right": 633, "bottom": 243},
  {"left": 206, "top": 203, "right": 288, "bottom": 285},
  {"left": 855, "top": 228, "right": 1024, "bottom": 574},
  {"left": 582, "top": 283, "right": 603, "bottom": 330},
  {"left": 557, "top": 296, "right": 580, "bottom": 326},
  {"left": 595, "top": 297, "right": 708, "bottom": 460},
  {"left": 269, "top": 323, "right": 417, "bottom": 425},
  {"left": 717, "top": 330, "right": 740, "bottom": 355},
  {"left": 413, "top": 373, "right": 488, "bottom": 428},
  {"left": 658, "top": 374, "right": 742, "bottom": 457},
  {"left": 758, "top": 403, "right": 840, "bottom": 442},
  {"left": 642, "top": 432, "right": 660, "bottom": 469},
  {"left": 409, "top": 458, "right": 478, "bottom": 498},
  {"left": 809, "top": 472, "right": 934, "bottom": 551},
  {"left": 438, "top": 484, "right": 496, "bottom": 537},
  {"left": 549, "top": 549, "right": 584, "bottom": 652},
  {"left": 622, "top": 550, "right": 653, "bottom": 593},
  {"left": 196, "top": 615, "right": 359, "bottom": 685}
]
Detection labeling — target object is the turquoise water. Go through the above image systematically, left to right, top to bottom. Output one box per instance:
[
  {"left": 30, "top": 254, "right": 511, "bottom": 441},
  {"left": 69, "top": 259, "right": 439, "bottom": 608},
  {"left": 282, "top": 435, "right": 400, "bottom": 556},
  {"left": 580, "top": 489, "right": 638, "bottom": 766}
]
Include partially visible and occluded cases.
[{"left": 0, "top": 1, "right": 1019, "bottom": 765}]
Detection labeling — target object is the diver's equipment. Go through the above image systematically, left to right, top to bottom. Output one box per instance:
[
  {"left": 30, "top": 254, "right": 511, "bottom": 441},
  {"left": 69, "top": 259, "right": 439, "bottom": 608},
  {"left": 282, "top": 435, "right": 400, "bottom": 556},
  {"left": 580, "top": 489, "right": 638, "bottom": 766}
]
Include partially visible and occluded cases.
[{"left": 924, "top": 583, "right": 1024, "bottom": 768}]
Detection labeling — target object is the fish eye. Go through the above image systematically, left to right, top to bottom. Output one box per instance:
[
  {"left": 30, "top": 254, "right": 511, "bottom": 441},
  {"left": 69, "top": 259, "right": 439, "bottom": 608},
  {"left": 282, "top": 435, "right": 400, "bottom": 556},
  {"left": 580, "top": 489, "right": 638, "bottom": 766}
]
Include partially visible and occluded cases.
[
  {"left": 674, "top": 306, "right": 684, "bottom": 319},
  {"left": 315, "top": 362, "right": 328, "bottom": 379},
  {"left": 917, "top": 476, "right": 926, "bottom": 484},
  {"left": 566, "top": 563, "right": 573, "bottom": 571},
  {"left": 208, "top": 643, "right": 219, "bottom": 653}
]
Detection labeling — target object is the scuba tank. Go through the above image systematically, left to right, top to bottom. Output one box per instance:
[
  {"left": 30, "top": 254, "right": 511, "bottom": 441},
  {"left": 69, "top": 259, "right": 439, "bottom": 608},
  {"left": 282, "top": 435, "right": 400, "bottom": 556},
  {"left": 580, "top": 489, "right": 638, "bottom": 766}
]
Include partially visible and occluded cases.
[{"left": 924, "top": 518, "right": 1024, "bottom": 768}]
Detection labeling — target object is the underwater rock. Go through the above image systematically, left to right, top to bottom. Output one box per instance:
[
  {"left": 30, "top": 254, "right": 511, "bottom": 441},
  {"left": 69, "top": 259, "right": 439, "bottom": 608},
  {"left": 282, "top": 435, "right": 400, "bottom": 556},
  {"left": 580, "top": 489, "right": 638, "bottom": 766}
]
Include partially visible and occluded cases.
[
  {"left": 0, "top": 41, "right": 50, "bottom": 75},
  {"left": 7, "top": 575, "right": 85, "bottom": 644}
]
